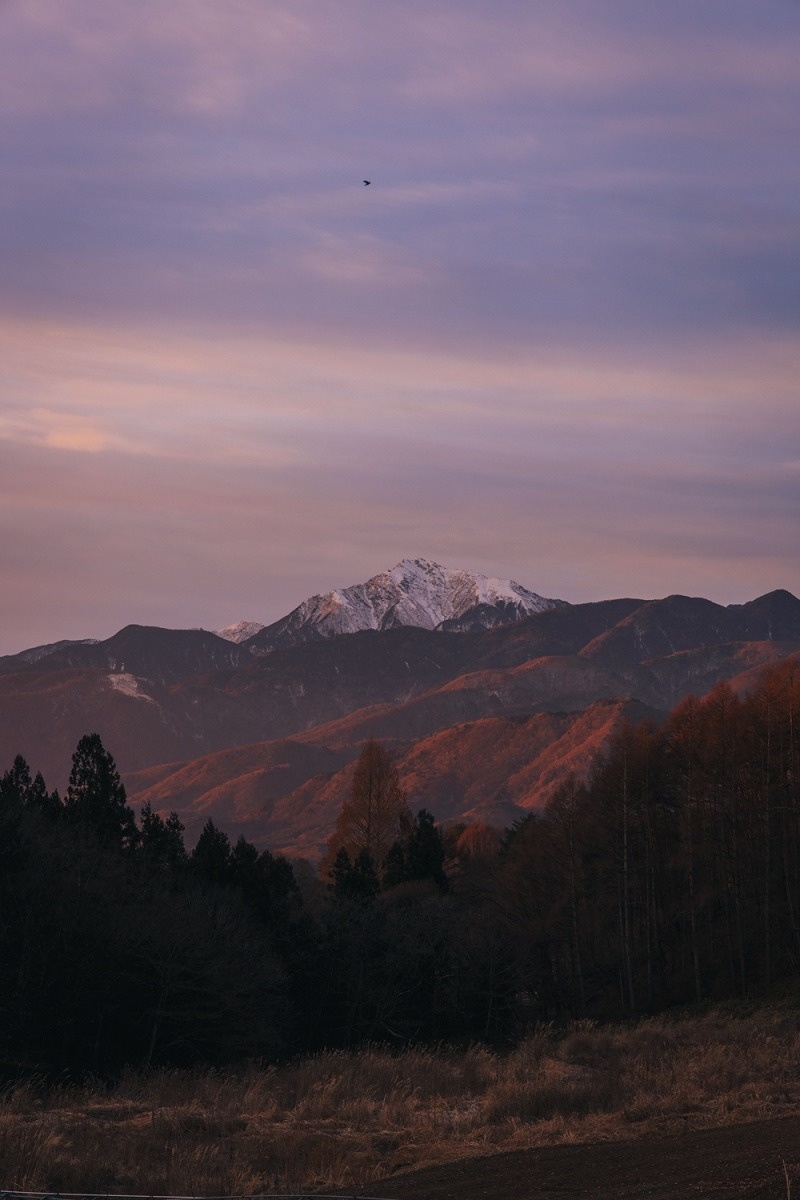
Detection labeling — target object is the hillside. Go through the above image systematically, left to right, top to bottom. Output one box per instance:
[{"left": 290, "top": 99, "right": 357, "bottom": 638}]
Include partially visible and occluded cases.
[{"left": 2, "top": 577, "right": 800, "bottom": 853}]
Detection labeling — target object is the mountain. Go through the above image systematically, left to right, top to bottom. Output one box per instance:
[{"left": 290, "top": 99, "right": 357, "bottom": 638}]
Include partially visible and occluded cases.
[
  {"left": 242, "top": 557, "right": 565, "bottom": 654},
  {"left": 3, "top": 569, "right": 800, "bottom": 858},
  {"left": 580, "top": 590, "right": 800, "bottom": 668},
  {"left": 217, "top": 620, "right": 266, "bottom": 643},
  {"left": 31, "top": 625, "right": 245, "bottom": 684},
  {"left": 15, "top": 637, "right": 100, "bottom": 664},
  {"left": 125, "top": 698, "right": 659, "bottom": 855},
  {"left": 125, "top": 737, "right": 350, "bottom": 849}
]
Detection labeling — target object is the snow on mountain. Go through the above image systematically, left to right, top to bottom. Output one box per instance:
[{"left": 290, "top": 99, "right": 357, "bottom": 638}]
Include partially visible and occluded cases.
[
  {"left": 247, "top": 558, "right": 565, "bottom": 652},
  {"left": 217, "top": 620, "right": 266, "bottom": 643},
  {"left": 17, "top": 637, "right": 100, "bottom": 663}
]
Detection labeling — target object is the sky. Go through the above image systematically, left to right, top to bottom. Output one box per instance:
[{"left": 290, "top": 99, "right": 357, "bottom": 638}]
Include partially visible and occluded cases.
[{"left": 1, "top": 0, "right": 799, "bottom": 654}]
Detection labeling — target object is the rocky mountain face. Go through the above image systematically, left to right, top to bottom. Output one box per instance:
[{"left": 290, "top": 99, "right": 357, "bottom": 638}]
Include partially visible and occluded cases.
[
  {"left": 242, "top": 557, "right": 565, "bottom": 654},
  {"left": 2, "top": 563, "right": 799, "bottom": 858},
  {"left": 217, "top": 620, "right": 266, "bottom": 643},
  {"left": 14, "top": 637, "right": 100, "bottom": 664}
]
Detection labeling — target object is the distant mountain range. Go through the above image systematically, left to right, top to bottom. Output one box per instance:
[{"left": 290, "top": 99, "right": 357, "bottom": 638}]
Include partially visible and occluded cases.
[{"left": 2, "top": 559, "right": 799, "bottom": 857}]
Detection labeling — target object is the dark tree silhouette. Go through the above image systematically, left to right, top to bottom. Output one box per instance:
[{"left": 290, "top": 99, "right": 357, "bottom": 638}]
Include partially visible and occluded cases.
[
  {"left": 64, "top": 733, "right": 136, "bottom": 846},
  {"left": 139, "top": 801, "right": 187, "bottom": 872},
  {"left": 384, "top": 808, "right": 447, "bottom": 890},
  {"left": 191, "top": 818, "right": 232, "bottom": 885},
  {"left": 331, "top": 846, "right": 380, "bottom": 899}
]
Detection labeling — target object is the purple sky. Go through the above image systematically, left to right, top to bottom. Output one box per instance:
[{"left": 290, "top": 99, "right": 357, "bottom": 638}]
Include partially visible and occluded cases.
[{"left": 1, "top": 0, "right": 799, "bottom": 654}]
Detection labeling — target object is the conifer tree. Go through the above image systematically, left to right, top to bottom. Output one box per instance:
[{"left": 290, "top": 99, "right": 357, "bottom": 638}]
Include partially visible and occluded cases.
[
  {"left": 64, "top": 733, "right": 136, "bottom": 847},
  {"left": 324, "top": 740, "right": 411, "bottom": 874},
  {"left": 0, "top": 754, "right": 32, "bottom": 805},
  {"left": 139, "top": 801, "right": 186, "bottom": 871},
  {"left": 383, "top": 809, "right": 447, "bottom": 890},
  {"left": 191, "top": 818, "right": 232, "bottom": 884},
  {"left": 332, "top": 846, "right": 380, "bottom": 899}
]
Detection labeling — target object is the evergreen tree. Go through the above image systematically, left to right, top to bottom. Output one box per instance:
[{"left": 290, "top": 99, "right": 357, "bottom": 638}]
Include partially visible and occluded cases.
[
  {"left": 64, "top": 733, "right": 137, "bottom": 846},
  {"left": 0, "top": 754, "right": 32, "bottom": 805},
  {"left": 0, "top": 756, "right": 28, "bottom": 871},
  {"left": 28, "top": 771, "right": 61, "bottom": 818},
  {"left": 139, "top": 801, "right": 187, "bottom": 872},
  {"left": 383, "top": 809, "right": 447, "bottom": 890},
  {"left": 406, "top": 809, "right": 447, "bottom": 888},
  {"left": 191, "top": 818, "right": 232, "bottom": 885},
  {"left": 230, "top": 834, "right": 260, "bottom": 883},
  {"left": 331, "top": 846, "right": 380, "bottom": 899}
]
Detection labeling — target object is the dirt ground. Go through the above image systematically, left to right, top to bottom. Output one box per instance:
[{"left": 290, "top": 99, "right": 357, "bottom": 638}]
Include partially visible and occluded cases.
[{"left": 351, "top": 1115, "right": 800, "bottom": 1200}]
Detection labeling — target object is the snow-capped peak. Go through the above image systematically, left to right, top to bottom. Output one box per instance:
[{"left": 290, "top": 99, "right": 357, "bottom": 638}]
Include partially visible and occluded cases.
[
  {"left": 376, "top": 557, "right": 558, "bottom": 628},
  {"left": 247, "top": 558, "right": 565, "bottom": 652},
  {"left": 217, "top": 619, "right": 266, "bottom": 643}
]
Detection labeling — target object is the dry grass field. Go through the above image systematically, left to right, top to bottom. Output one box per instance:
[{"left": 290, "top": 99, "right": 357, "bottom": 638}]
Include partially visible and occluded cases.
[{"left": 3, "top": 1009, "right": 800, "bottom": 1197}]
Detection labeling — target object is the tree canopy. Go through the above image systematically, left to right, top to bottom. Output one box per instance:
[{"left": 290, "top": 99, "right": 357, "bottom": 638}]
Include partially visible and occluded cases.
[
  {"left": 63, "top": 732, "right": 136, "bottom": 846},
  {"left": 324, "top": 739, "right": 411, "bottom": 875}
]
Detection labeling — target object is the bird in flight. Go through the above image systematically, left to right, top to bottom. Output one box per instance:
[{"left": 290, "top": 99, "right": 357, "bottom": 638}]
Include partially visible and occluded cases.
[{"left": 363, "top": 179, "right": 371, "bottom": 186}]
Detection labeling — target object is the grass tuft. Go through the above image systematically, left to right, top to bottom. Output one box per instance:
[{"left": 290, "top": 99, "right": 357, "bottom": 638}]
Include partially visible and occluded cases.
[{"left": 4, "top": 1010, "right": 800, "bottom": 1194}]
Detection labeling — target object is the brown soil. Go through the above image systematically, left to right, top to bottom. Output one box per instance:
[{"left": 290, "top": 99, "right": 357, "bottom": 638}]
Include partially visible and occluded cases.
[{"left": 354, "top": 1115, "right": 800, "bottom": 1199}]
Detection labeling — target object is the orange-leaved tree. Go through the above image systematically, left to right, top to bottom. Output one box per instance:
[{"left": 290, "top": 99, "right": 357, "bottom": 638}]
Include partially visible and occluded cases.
[{"left": 323, "top": 739, "right": 411, "bottom": 878}]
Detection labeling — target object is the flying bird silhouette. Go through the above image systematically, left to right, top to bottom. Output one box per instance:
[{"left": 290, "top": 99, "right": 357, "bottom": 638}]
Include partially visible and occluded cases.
[{"left": 363, "top": 179, "right": 371, "bottom": 186}]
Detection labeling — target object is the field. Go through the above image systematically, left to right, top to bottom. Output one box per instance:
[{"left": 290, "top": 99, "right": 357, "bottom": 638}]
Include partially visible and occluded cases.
[{"left": 3, "top": 1009, "right": 800, "bottom": 1198}]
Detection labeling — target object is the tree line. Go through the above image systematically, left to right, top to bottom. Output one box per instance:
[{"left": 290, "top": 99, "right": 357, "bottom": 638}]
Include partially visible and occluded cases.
[{"left": 1, "top": 658, "right": 799, "bottom": 1075}]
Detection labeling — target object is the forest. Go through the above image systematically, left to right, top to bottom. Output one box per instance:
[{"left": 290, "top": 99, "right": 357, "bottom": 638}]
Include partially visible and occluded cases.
[{"left": 1, "top": 657, "right": 799, "bottom": 1077}]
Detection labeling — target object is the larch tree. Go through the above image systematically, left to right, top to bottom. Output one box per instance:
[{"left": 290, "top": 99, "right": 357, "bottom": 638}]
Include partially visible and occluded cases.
[{"left": 324, "top": 739, "right": 411, "bottom": 876}]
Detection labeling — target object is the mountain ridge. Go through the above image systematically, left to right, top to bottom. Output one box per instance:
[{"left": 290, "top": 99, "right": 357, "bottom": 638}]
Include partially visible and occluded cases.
[
  {"left": 241, "top": 557, "right": 566, "bottom": 655},
  {"left": 2, "top": 570, "right": 799, "bottom": 859}
]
